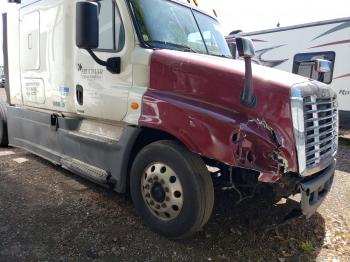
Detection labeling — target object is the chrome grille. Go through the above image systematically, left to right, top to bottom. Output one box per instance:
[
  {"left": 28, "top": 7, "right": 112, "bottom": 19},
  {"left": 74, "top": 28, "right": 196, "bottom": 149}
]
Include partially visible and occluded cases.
[{"left": 303, "top": 96, "right": 338, "bottom": 170}]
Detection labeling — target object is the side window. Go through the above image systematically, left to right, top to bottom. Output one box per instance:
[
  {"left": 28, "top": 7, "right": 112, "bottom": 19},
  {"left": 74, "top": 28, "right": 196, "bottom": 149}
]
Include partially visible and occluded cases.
[
  {"left": 97, "top": 0, "right": 125, "bottom": 52},
  {"left": 227, "top": 43, "right": 237, "bottom": 59},
  {"left": 293, "top": 52, "right": 335, "bottom": 84}
]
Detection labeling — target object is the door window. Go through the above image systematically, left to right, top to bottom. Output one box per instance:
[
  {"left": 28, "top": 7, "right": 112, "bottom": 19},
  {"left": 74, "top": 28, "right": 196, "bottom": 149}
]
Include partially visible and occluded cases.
[{"left": 97, "top": 0, "right": 125, "bottom": 52}]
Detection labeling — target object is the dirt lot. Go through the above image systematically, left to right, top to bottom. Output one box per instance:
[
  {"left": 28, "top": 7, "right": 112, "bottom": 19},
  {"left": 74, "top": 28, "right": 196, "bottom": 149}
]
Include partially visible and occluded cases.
[{"left": 0, "top": 89, "right": 350, "bottom": 261}]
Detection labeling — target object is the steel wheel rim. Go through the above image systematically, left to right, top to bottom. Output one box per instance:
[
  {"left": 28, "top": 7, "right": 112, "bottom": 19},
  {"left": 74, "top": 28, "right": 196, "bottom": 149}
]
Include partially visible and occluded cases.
[{"left": 141, "top": 162, "right": 184, "bottom": 221}]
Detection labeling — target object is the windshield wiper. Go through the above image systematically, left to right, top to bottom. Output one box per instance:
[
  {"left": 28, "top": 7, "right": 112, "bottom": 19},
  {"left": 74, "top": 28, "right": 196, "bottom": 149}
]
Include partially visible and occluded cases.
[
  {"left": 147, "top": 40, "right": 199, "bottom": 53},
  {"left": 212, "top": 54, "right": 232, "bottom": 59}
]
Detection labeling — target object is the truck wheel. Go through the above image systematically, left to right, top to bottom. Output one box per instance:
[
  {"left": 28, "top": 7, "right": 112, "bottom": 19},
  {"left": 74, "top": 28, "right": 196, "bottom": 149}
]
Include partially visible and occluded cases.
[
  {"left": 0, "top": 101, "right": 8, "bottom": 147},
  {"left": 130, "top": 140, "right": 214, "bottom": 239}
]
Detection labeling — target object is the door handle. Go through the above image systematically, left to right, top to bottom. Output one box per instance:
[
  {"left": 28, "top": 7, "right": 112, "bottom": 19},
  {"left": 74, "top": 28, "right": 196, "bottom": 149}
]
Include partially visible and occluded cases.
[{"left": 76, "top": 85, "right": 83, "bottom": 105}]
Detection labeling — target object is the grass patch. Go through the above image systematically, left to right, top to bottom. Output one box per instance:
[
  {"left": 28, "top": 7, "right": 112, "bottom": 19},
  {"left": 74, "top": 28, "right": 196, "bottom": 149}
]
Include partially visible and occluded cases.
[{"left": 300, "top": 240, "right": 314, "bottom": 253}]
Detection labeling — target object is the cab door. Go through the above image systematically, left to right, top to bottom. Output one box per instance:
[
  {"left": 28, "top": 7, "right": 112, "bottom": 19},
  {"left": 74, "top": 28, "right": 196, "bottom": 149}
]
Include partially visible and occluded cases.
[{"left": 74, "top": 0, "right": 134, "bottom": 121}]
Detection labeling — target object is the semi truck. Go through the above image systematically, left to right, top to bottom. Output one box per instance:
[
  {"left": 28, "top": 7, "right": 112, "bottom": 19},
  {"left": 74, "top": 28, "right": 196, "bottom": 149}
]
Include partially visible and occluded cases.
[
  {"left": 0, "top": 0, "right": 338, "bottom": 239},
  {"left": 226, "top": 17, "right": 350, "bottom": 128}
]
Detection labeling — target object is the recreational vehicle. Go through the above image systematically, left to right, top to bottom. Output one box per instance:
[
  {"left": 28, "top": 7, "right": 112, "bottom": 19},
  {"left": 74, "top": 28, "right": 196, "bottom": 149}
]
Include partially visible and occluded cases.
[
  {"left": 1, "top": 0, "right": 338, "bottom": 238},
  {"left": 226, "top": 18, "right": 350, "bottom": 128}
]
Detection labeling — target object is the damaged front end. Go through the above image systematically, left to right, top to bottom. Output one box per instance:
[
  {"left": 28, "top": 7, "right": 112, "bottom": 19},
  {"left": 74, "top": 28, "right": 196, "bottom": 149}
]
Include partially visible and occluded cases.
[
  {"left": 143, "top": 49, "right": 337, "bottom": 219},
  {"left": 209, "top": 81, "right": 338, "bottom": 219},
  {"left": 231, "top": 117, "right": 292, "bottom": 184}
]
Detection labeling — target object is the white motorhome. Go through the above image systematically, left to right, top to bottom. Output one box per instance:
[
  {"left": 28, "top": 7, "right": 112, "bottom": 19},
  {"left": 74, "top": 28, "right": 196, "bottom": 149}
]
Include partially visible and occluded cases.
[
  {"left": 0, "top": 0, "right": 339, "bottom": 238},
  {"left": 226, "top": 18, "right": 350, "bottom": 128}
]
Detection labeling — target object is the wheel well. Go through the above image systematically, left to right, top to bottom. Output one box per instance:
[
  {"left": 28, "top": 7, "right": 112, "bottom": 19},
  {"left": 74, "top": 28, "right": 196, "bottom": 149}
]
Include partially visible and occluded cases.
[{"left": 125, "top": 127, "right": 185, "bottom": 193}]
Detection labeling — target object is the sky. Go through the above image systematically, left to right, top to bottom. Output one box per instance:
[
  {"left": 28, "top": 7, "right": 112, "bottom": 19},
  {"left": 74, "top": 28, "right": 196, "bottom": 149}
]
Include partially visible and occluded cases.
[
  {"left": 0, "top": 0, "right": 350, "bottom": 63},
  {"left": 192, "top": 0, "right": 350, "bottom": 34}
]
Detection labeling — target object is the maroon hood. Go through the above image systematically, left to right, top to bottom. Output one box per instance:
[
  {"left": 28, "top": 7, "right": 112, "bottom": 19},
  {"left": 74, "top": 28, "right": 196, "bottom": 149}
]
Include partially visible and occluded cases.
[{"left": 140, "top": 49, "right": 303, "bottom": 177}]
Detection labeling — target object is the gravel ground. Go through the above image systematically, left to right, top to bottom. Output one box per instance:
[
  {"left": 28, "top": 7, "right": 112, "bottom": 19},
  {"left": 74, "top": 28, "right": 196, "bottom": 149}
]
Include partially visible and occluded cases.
[{"left": 0, "top": 89, "right": 350, "bottom": 261}]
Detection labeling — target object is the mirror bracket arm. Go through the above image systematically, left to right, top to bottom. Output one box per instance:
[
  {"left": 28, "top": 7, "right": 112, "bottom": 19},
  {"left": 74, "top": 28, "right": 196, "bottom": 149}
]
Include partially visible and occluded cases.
[
  {"left": 86, "top": 49, "right": 121, "bottom": 74},
  {"left": 86, "top": 49, "right": 107, "bottom": 67},
  {"left": 240, "top": 57, "right": 257, "bottom": 108}
]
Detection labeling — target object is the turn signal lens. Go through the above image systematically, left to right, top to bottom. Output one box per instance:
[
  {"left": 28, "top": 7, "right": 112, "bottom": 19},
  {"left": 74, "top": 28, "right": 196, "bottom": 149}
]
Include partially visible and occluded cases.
[{"left": 131, "top": 102, "right": 139, "bottom": 110}]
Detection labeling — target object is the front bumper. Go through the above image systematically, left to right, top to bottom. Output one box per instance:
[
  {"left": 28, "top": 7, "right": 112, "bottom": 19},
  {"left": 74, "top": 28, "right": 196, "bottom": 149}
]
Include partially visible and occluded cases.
[{"left": 300, "top": 159, "right": 336, "bottom": 218}]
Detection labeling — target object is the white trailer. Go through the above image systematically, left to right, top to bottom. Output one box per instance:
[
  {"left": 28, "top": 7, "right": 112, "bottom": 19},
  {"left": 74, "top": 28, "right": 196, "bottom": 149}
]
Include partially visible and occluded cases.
[{"left": 226, "top": 17, "right": 350, "bottom": 128}]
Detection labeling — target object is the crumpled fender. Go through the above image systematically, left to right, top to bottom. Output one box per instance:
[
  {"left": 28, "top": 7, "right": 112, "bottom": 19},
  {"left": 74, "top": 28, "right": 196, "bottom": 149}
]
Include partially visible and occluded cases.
[{"left": 139, "top": 50, "right": 299, "bottom": 182}]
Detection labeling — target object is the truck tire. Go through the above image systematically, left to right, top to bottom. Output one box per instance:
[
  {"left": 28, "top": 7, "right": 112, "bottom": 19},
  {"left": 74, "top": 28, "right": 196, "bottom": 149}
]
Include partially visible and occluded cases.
[
  {"left": 0, "top": 101, "right": 8, "bottom": 147},
  {"left": 130, "top": 140, "right": 214, "bottom": 239}
]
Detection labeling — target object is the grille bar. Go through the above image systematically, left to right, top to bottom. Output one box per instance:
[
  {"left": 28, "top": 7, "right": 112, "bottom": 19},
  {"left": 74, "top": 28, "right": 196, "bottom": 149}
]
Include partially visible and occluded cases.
[
  {"left": 304, "top": 99, "right": 336, "bottom": 105},
  {"left": 304, "top": 108, "right": 335, "bottom": 114},
  {"left": 305, "top": 113, "right": 337, "bottom": 123},
  {"left": 305, "top": 119, "right": 337, "bottom": 132},
  {"left": 306, "top": 129, "right": 337, "bottom": 139},
  {"left": 306, "top": 135, "right": 336, "bottom": 148},
  {"left": 306, "top": 142, "right": 335, "bottom": 157},
  {"left": 306, "top": 150, "right": 335, "bottom": 166}
]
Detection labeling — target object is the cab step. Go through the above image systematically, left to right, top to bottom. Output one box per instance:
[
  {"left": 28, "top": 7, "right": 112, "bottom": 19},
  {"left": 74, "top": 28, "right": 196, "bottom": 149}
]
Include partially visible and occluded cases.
[{"left": 61, "top": 157, "right": 114, "bottom": 187}]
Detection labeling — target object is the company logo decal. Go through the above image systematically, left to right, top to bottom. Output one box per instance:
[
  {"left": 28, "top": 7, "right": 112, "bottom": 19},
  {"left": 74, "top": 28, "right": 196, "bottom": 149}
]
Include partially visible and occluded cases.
[
  {"left": 312, "top": 21, "right": 350, "bottom": 41},
  {"left": 309, "top": 39, "right": 350, "bottom": 49},
  {"left": 255, "top": 45, "right": 289, "bottom": 67},
  {"left": 77, "top": 64, "right": 104, "bottom": 80},
  {"left": 333, "top": 73, "right": 350, "bottom": 80},
  {"left": 59, "top": 86, "right": 70, "bottom": 97},
  {"left": 320, "top": 89, "right": 329, "bottom": 98},
  {"left": 339, "top": 90, "right": 350, "bottom": 96},
  {"left": 53, "top": 100, "right": 66, "bottom": 108}
]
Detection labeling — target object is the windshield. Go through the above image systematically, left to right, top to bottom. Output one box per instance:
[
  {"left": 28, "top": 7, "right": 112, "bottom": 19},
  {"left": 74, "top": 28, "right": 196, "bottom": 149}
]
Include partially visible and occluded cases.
[{"left": 130, "top": 0, "right": 232, "bottom": 58}]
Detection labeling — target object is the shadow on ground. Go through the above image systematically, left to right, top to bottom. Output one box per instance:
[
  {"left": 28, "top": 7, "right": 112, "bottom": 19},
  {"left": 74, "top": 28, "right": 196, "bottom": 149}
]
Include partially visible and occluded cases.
[
  {"left": 337, "top": 138, "right": 350, "bottom": 173},
  {"left": 0, "top": 151, "right": 326, "bottom": 261}
]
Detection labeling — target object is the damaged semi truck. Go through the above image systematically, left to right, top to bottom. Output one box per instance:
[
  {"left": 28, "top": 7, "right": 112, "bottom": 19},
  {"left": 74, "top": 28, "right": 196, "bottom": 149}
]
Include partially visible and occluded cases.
[{"left": 1, "top": 0, "right": 338, "bottom": 238}]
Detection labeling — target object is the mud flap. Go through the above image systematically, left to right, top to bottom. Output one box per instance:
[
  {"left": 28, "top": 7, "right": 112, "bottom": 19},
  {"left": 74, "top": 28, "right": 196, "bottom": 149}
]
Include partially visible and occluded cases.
[{"left": 300, "top": 160, "right": 336, "bottom": 218}]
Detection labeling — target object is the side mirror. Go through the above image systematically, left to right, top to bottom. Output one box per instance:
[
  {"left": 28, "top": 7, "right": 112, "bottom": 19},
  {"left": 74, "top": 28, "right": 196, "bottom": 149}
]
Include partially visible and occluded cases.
[
  {"left": 75, "top": 1, "right": 121, "bottom": 74},
  {"left": 76, "top": 1, "right": 99, "bottom": 49},
  {"left": 236, "top": 37, "right": 255, "bottom": 58},
  {"left": 227, "top": 43, "right": 237, "bottom": 59},
  {"left": 315, "top": 59, "right": 332, "bottom": 73}
]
